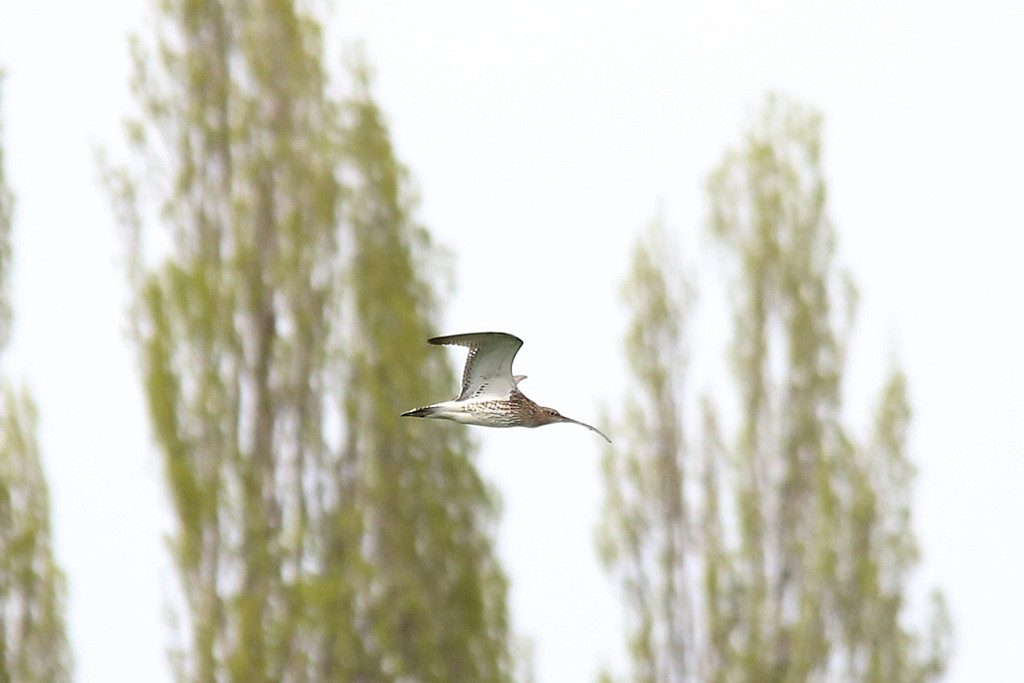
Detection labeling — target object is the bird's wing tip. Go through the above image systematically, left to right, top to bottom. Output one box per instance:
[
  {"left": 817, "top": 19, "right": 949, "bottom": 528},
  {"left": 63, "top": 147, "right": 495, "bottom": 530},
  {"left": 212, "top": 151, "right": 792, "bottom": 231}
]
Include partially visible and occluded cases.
[{"left": 428, "top": 334, "right": 469, "bottom": 346}]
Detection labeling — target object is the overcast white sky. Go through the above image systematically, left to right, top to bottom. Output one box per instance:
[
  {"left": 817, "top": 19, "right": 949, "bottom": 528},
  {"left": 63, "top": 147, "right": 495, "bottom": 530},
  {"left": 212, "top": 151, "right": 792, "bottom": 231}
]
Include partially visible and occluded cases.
[{"left": 1, "top": 1, "right": 1022, "bottom": 681}]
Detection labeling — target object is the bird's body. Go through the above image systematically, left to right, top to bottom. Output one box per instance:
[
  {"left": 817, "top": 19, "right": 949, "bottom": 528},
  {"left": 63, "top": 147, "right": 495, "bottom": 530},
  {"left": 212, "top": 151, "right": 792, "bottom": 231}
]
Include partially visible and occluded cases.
[{"left": 402, "top": 332, "right": 611, "bottom": 443}]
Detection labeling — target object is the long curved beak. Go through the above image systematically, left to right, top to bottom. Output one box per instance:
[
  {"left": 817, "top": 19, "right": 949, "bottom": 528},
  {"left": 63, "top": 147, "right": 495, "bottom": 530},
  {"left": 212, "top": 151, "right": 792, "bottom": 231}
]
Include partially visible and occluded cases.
[{"left": 558, "top": 415, "right": 611, "bottom": 443}]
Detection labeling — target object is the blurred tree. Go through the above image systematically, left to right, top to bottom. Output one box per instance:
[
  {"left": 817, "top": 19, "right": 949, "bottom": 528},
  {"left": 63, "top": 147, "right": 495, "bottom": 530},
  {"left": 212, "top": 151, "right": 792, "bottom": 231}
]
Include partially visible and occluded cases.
[
  {"left": 103, "top": 2, "right": 510, "bottom": 681},
  {"left": 340, "top": 68, "right": 512, "bottom": 682},
  {"left": 0, "top": 76, "right": 73, "bottom": 683},
  {"left": 599, "top": 95, "right": 951, "bottom": 683},
  {"left": 597, "top": 220, "right": 693, "bottom": 683}
]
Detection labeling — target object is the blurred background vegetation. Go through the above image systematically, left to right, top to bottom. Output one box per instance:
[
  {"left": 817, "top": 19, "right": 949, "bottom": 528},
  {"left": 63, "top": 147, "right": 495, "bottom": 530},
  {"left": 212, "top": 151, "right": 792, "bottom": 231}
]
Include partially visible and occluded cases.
[
  {"left": 1, "top": 1, "right": 952, "bottom": 682},
  {"left": 2, "top": 75, "right": 73, "bottom": 683},
  {"left": 597, "top": 97, "right": 950, "bottom": 683}
]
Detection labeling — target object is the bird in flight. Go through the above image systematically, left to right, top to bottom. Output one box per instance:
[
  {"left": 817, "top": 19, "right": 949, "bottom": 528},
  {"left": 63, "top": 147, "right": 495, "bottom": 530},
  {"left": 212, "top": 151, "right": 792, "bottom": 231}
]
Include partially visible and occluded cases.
[{"left": 402, "top": 332, "right": 611, "bottom": 443}]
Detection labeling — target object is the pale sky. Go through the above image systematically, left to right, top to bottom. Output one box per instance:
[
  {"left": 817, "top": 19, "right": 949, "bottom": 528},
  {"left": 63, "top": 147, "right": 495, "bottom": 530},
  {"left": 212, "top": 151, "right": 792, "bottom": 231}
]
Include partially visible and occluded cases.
[{"left": 1, "top": 2, "right": 1022, "bottom": 681}]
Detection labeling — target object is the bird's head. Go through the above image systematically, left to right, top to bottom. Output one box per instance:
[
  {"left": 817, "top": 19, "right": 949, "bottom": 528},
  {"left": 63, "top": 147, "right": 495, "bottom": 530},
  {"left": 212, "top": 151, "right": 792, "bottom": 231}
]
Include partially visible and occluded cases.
[{"left": 536, "top": 405, "right": 611, "bottom": 443}]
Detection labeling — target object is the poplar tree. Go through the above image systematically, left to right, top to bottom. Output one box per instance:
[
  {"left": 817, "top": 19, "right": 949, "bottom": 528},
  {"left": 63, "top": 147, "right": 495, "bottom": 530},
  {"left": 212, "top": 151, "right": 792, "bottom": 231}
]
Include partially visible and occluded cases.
[
  {"left": 105, "top": 2, "right": 510, "bottom": 681},
  {"left": 340, "top": 69, "right": 511, "bottom": 682},
  {"left": 0, "top": 74, "right": 73, "bottom": 683},
  {"left": 599, "top": 95, "right": 951, "bottom": 683},
  {"left": 597, "top": 222, "right": 693, "bottom": 683}
]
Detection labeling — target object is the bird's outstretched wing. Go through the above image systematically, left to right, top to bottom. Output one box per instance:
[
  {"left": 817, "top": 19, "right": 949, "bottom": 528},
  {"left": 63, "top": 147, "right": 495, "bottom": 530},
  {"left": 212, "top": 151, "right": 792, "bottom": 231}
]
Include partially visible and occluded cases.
[{"left": 430, "top": 332, "right": 524, "bottom": 400}]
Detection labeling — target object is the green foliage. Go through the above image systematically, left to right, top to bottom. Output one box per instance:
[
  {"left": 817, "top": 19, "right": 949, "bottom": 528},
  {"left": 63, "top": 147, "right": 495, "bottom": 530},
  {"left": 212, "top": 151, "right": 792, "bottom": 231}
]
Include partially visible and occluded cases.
[
  {"left": 106, "top": 1, "right": 510, "bottom": 681},
  {"left": 340, "top": 67, "right": 512, "bottom": 682},
  {"left": 0, "top": 79, "right": 73, "bottom": 683},
  {"left": 600, "top": 94, "right": 950, "bottom": 683},
  {"left": 597, "top": 221, "right": 692, "bottom": 683},
  {"left": 0, "top": 389, "right": 73, "bottom": 683}
]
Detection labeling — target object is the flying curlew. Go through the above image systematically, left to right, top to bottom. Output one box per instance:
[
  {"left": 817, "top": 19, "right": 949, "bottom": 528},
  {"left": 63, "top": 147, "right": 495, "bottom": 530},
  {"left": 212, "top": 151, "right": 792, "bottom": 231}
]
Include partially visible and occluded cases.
[{"left": 401, "top": 332, "right": 611, "bottom": 443}]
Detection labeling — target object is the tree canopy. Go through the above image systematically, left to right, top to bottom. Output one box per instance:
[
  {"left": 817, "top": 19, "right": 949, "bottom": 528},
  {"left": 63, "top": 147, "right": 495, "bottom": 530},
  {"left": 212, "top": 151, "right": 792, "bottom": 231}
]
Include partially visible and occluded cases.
[
  {"left": 105, "top": 1, "right": 512, "bottom": 680},
  {"left": 0, "top": 70, "right": 74, "bottom": 683},
  {"left": 600, "top": 94, "right": 951, "bottom": 683}
]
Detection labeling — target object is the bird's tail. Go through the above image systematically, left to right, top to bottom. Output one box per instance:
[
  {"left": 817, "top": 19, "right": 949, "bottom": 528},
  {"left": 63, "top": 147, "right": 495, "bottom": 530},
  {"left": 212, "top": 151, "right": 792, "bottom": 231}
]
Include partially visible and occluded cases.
[{"left": 401, "top": 405, "right": 437, "bottom": 418}]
